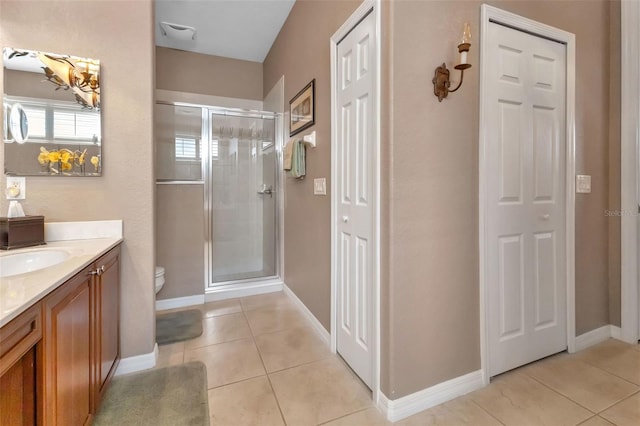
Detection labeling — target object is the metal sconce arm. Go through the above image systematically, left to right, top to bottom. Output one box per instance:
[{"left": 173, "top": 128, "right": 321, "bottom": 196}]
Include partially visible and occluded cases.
[{"left": 433, "top": 42, "right": 472, "bottom": 102}]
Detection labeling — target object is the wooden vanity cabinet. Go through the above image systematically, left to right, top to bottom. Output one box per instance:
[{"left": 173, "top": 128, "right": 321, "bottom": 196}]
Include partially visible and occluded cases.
[
  {"left": 0, "top": 244, "right": 121, "bottom": 425},
  {"left": 42, "top": 245, "right": 121, "bottom": 425},
  {"left": 92, "top": 247, "right": 120, "bottom": 405},
  {"left": 43, "top": 265, "right": 94, "bottom": 426},
  {"left": 0, "top": 304, "right": 42, "bottom": 426}
]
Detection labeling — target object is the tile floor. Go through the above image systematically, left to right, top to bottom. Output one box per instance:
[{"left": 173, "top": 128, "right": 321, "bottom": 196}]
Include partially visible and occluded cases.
[{"left": 155, "top": 292, "right": 640, "bottom": 426}]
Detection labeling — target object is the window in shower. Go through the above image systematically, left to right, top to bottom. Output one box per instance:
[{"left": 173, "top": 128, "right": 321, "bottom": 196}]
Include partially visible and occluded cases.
[
  {"left": 155, "top": 104, "right": 204, "bottom": 182},
  {"left": 175, "top": 136, "right": 200, "bottom": 160}
]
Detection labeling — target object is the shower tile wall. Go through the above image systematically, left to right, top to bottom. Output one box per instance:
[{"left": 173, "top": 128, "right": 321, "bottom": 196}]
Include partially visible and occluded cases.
[
  {"left": 210, "top": 114, "right": 276, "bottom": 283},
  {"left": 211, "top": 137, "right": 264, "bottom": 279}
]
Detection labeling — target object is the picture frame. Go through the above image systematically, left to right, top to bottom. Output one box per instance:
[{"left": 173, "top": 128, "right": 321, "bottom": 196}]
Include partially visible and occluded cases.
[{"left": 289, "top": 79, "right": 315, "bottom": 136}]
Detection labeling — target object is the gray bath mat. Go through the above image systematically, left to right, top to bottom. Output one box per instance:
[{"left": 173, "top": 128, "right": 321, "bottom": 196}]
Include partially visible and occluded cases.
[
  {"left": 156, "top": 309, "right": 203, "bottom": 345},
  {"left": 94, "top": 362, "right": 210, "bottom": 426}
]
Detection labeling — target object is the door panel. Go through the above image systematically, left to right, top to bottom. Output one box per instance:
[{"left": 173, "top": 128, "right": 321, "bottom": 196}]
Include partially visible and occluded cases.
[
  {"left": 336, "top": 10, "right": 375, "bottom": 388},
  {"left": 486, "top": 22, "right": 567, "bottom": 376},
  {"left": 208, "top": 114, "right": 277, "bottom": 284}
]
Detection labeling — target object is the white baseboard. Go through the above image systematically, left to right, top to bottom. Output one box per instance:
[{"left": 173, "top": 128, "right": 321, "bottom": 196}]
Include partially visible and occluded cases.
[
  {"left": 205, "top": 279, "right": 283, "bottom": 302},
  {"left": 283, "top": 284, "right": 331, "bottom": 346},
  {"left": 156, "top": 294, "right": 205, "bottom": 311},
  {"left": 575, "top": 325, "right": 626, "bottom": 352},
  {"left": 575, "top": 325, "right": 613, "bottom": 352},
  {"left": 610, "top": 325, "right": 623, "bottom": 340},
  {"left": 115, "top": 343, "right": 158, "bottom": 376},
  {"left": 377, "top": 370, "right": 484, "bottom": 422}
]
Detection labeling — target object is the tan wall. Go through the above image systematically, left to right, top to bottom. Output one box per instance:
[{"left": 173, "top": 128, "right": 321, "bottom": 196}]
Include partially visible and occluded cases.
[
  {"left": 0, "top": 0, "right": 155, "bottom": 358},
  {"left": 263, "top": 0, "right": 362, "bottom": 331},
  {"left": 266, "top": 0, "right": 617, "bottom": 400},
  {"left": 384, "top": 0, "right": 615, "bottom": 398},
  {"left": 156, "top": 47, "right": 263, "bottom": 100},
  {"left": 5, "top": 69, "right": 75, "bottom": 102},
  {"left": 156, "top": 185, "right": 204, "bottom": 299}
]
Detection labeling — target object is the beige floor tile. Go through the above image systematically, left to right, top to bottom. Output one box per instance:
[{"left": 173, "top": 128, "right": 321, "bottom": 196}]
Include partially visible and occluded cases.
[
  {"left": 241, "top": 291, "right": 294, "bottom": 312},
  {"left": 204, "top": 299, "right": 242, "bottom": 317},
  {"left": 245, "top": 306, "right": 308, "bottom": 336},
  {"left": 184, "top": 313, "right": 251, "bottom": 349},
  {"left": 254, "top": 326, "right": 332, "bottom": 372},
  {"left": 184, "top": 338, "right": 266, "bottom": 389},
  {"left": 575, "top": 340, "right": 640, "bottom": 385},
  {"left": 155, "top": 341, "right": 184, "bottom": 368},
  {"left": 523, "top": 353, "right": 639, "bottom": 412},
  {"left": 269, "top": 357, "right": 372, "bottom": 425},
  {"left": 469, "top": 372, "right": 592, "bottom": 425},
  {"left": 207, "top": 376, "right": 285, "bottom": 426},
  {"left": 600, "top": 392, "right": 640, "bottom": 426},
  {"left": 397, "top": 397, "right": 502, "bottom": 426},
  {"left": 321, "top": 407, "right": 389, "bottom": 426},
  {"left": 578, "top": 416, "right": 615, "bottom": 426}
]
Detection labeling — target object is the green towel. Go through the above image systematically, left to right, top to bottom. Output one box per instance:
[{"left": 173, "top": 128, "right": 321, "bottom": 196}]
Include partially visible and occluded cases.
[{"left": 290, "top": 139, "right": 306, "bottom": 178}]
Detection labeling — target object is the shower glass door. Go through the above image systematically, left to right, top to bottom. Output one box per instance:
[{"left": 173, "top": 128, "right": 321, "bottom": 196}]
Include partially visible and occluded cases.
[{"left": 208, "top": 111, "right": 277, "bottom": 285}]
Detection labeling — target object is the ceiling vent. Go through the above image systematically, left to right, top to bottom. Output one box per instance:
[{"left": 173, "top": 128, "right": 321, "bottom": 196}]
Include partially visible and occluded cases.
[{"left": 159, "top": 22, "right": 196, "bottom": 41}]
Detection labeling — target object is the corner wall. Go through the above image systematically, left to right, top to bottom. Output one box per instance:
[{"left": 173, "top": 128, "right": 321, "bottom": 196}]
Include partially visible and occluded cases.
[
  {"left": 0, "top": 0, "right": 156, "bottom": 359},
  {"left": 263, "top": 0, "right": 362, "bottom": 330},
  {"left": 384, "top": 0, "right": 614, "bottom": 398}
]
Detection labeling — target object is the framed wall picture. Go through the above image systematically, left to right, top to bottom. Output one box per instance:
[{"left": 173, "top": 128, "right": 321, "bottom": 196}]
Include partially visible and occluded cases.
[{"left": 289, "top": 79, "right": 315, "bottom": 136}]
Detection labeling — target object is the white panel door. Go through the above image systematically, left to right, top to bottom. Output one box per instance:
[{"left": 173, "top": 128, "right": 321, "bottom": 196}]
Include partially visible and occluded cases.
[
  {"left": 336, "top": 10, "right": 375, "bottom": 388},
  {"left": 486, "top": 22, "right": 567, "bottom": 376}
]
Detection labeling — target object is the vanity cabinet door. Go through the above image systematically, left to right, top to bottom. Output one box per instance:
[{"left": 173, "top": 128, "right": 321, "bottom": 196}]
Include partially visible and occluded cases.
[
  {"left": 93, "top": 246, "right": 120, "bottom": 407},
  {"left": 43, "top": 266, "right": 93, "bottom": 426},
  {"left": 0, "top": 303, "right": 42, "bottom": 426},
  {"left": 0, "top": 347, "right": 37, "bottom": 425}
]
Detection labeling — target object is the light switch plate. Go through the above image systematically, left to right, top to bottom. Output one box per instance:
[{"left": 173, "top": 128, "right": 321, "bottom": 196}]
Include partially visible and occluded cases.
[
  {"left": 576, "top": 175, "right": 591, "bottom": 193},
  {"left": 6, "top": 176, "right": 26, "bottom": 200},
  {"left": 314, "top": 178, "right": 327, "bottom": 195}
]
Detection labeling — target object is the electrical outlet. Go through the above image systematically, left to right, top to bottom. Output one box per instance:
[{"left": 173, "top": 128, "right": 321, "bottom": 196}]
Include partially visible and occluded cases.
[
  {"left": 576, "top": 175, "right": 591, "bottom": 194},
  {"left": 6, "top": 176, "right": 26, "bottom": 200},
  {"left": 314, "top": 178, "right": 327, "bottom": 195}
]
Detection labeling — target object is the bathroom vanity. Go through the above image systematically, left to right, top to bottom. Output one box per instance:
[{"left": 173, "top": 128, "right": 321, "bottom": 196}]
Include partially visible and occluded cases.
[{"left": 0, "top": 222, "right": 122, "bottom": 425}]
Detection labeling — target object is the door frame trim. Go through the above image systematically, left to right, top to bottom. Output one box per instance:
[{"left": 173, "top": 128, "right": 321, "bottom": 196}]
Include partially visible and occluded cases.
[
  {"left": 330, "top": 0, "right": 381, "bottom": 398},
  {"left": 620, "top": 0, "right": 640, "bottom": 344},
  {"left": 479, "top": 4, "right": 577, "bottom": 383}
]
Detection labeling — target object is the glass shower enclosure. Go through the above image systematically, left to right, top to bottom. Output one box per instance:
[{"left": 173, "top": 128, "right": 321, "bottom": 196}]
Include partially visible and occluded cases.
[
  {"left": 155, "top": 102, "right": 279, "bottom": 291},
  {"left": 207, "top": 111, "right": 278, "bottom": 284}
]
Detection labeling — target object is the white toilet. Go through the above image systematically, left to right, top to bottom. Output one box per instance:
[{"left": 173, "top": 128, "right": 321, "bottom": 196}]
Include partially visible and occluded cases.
[{"left": 155, "top": 266, "right": 165, "bottom": 294}]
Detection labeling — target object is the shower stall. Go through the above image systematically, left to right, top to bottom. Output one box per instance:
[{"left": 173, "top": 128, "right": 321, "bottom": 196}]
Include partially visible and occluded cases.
[{"left": 155, "top": 101, "right": 281, "bottom": 295}]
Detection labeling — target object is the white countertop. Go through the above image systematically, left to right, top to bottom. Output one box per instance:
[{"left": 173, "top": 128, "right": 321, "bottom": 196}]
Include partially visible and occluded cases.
[{"left": 0, "top": 220, "right": 123, "bottom": 327}]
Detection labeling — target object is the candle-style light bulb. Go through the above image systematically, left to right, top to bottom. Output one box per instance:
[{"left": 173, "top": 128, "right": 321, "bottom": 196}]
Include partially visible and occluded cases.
[
  {"left": 459, "top": 22, "right": 472, "bottom": 65},
  {"left": 462, "top": 22, "right": 471, "bottom": 44}
]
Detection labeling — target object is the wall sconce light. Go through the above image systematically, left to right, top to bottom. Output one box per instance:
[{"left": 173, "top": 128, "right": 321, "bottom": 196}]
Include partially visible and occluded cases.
[{"left": 433, "top": 22, "right": 472, "bottom": 102}]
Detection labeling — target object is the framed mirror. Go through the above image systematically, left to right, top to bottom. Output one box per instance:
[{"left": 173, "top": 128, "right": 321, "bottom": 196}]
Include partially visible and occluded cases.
[{"left": 3, "top": 48, "right": 101, "bottom": 176}]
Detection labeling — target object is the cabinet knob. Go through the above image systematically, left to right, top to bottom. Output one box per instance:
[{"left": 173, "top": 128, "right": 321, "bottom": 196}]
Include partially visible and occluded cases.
[{"left": 89, "top": 265, "right": 106, "bottom": 276}]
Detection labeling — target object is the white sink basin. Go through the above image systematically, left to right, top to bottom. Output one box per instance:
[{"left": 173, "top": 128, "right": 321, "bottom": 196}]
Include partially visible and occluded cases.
[{"left": 0, "top": 249, "right": 71, "bottom": 278}]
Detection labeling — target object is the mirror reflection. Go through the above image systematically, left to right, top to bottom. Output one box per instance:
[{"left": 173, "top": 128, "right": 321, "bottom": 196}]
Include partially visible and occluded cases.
[{"left": 3, "top": 48, "right": 101, "bottom": 176}]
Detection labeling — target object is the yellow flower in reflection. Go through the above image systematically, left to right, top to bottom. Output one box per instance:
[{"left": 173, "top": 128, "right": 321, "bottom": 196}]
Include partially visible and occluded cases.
[
  {"left": 37, "top": 146, "right": 94, "bottom": 174},
  {"left": 38, "top": 146, "right": 50, "bottom": 164},
  {"left": 60, "top": 149, "right": 73, "bottom": 164},
  {"left": 76, "top": 149, "right": 87, "bottom": 166},
  {"left": 47, "top": 151, "right": 60, "bottom": 162}
]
